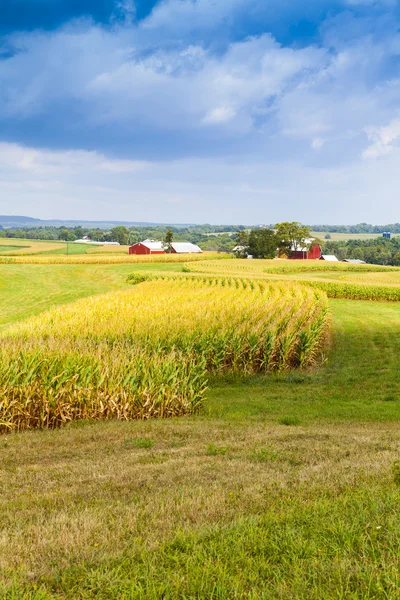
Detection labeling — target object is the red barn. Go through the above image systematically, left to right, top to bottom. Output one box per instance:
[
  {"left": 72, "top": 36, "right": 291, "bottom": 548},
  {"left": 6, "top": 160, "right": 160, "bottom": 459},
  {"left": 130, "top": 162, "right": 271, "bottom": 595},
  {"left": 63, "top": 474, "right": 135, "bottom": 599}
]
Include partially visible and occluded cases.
[
  {"left": 129, "top": 239, "right": 165, "bottom": 255},
  {"left": 290, "top": 242, "right": 322, "bottom": 260}
]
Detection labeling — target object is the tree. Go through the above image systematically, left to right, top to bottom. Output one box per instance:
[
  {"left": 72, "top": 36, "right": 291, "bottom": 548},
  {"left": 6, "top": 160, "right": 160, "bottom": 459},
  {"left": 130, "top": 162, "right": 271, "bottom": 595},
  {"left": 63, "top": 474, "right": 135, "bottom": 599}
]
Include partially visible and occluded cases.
[
  {"left": 275, "top": 222, "right": 312, "bottom": 258},
  {"left": 110, "top": 226, "right": 129, "bottom": 245},
  {"left": 248, "top": 228, "right": 277, "bottom": 259},
  {"left": 163, "top": 229, "right": 174, "bottom": 253},
  {"left": 234, "top": 230, "right": 249, "bottom": 257}
]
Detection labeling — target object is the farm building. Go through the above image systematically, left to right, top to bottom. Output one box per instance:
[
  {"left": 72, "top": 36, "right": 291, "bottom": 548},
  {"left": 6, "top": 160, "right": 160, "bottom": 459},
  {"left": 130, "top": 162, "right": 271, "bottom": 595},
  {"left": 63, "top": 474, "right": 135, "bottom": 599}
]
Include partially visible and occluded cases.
[
  {"left": 74, "top": 239, "right": 120, "bottom": 245},
  {"left": 129, "top": 239, "right": 165, "bottom": 255},
  {"left": 281, "top": 239, "right": 322, "bottom": 260},
  {"left": 129, "top": 240, "right": 203, "bottom": 255},
  {"left": 170, "top": 243, "right": 202, "bottom": 254},
  {"left": 319, "top": 255, "right": 338, "bottom": 262},
  {"left": 342, "top": 259, "right": 366, "bottom": 264}
]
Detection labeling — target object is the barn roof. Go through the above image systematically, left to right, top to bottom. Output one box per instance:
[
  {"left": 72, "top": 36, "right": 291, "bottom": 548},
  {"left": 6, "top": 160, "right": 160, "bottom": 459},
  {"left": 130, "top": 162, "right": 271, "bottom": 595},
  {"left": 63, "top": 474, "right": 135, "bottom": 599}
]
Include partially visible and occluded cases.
[
  {"left": 139, "top": 239, "right": 165, "bottom": 251},
  {"left": 171, "top": 242, "right": 202, "bottom": 253},
  {"left": 320, "top": 255, "right": 339, "bottom": 261},
  {"left": 342, "top": 259, "right": 366, "bottom": 264}
]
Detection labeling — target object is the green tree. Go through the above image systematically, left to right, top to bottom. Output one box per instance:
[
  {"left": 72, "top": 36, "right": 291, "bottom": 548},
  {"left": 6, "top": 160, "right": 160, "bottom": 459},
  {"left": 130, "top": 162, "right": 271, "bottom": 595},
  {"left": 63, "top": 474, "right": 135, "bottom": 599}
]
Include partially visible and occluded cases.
[
  {"left": 275, "top": 222, "right": 312, "bottom": 258},
  {"left": 110, "top": 226, "right": 129, "bottom": 245},
  {"left": 248, "top": 228, "right": 277, "bottom": 258},
  {"left": 163, "top": 229, "right": 174, "bottom": 253},
  {"left": 234, "top": 230, "right": 249, "bottom": 257}
]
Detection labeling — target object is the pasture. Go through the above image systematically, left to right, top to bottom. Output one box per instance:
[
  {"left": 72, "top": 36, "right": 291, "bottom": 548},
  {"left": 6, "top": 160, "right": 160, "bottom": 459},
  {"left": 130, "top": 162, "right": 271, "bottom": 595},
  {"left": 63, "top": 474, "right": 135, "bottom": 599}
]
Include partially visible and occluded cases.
[{"left": 1, "top": 257, "right": 400, "bottom": 598}]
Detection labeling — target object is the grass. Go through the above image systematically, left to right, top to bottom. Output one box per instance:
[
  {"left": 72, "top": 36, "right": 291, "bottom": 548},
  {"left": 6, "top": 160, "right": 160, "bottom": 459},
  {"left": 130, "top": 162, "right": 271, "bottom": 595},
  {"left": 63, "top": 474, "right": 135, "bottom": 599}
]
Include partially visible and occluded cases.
[
  {"left": 0, "top": 245, "right": 30, "bottom": 253},
  {"left": 0, "top": 263, "right": 185, "bottom": 329},
  {"left": 2, "top": 263, "right": 400, "bottom": 596}
]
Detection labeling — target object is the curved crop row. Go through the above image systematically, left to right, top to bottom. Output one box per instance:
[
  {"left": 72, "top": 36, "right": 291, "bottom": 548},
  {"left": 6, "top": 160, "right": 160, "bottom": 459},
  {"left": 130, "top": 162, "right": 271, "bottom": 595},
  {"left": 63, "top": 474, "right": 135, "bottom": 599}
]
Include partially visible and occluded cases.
[{"left": 0, "top": 279, "right": 329, "bottom": 432}]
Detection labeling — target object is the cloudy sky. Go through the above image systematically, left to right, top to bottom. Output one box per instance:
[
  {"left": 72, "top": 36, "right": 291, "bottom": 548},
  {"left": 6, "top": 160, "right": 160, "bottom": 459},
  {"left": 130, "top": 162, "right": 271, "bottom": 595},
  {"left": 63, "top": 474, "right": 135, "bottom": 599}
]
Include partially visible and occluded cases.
[{"left": 1, "top": 0, "right": 400, "bottom": 224}]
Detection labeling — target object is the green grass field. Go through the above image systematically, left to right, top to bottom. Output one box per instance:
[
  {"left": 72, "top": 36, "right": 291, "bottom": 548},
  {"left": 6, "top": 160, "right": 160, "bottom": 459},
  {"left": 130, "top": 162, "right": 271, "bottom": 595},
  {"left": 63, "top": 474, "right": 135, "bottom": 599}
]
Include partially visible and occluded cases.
[{"left": 2, "top": 260, "right": 400, "bottom": 598}]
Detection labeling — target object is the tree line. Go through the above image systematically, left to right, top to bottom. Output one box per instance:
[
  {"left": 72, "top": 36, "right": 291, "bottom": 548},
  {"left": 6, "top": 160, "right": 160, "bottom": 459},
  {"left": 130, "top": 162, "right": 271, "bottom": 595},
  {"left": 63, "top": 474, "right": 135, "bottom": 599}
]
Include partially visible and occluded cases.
[
  {"left": 0, "top": 225, "right": 237, "bottom": 252},
  {"left": 323, "top": 238, "right": 400, "bottom": 265}
]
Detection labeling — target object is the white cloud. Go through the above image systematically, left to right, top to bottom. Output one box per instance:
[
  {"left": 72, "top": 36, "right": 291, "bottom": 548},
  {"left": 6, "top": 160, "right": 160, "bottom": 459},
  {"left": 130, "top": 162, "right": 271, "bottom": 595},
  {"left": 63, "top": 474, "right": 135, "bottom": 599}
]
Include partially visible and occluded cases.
[
  {"left": 202, "top": 106, "right": 236, "bottom": 125},
  {"left": 362, "top": 118, "right": 400, "bottom": 158},
  {"left": 311, "top": 138, "right": 325, "bottom": 150},
  {"left": 1, "top": 140, "right": 400, "bottom": 224},
  {"left": 0, "top": 143, "right": 148, "bottom": 175}
]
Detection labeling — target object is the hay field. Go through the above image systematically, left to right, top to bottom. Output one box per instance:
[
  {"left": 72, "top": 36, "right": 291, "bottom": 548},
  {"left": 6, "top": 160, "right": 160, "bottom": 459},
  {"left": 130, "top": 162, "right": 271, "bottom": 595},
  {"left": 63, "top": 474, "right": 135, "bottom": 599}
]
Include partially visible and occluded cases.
[{"left": 0, "top": 238, "right": 66, "bottom": 254}]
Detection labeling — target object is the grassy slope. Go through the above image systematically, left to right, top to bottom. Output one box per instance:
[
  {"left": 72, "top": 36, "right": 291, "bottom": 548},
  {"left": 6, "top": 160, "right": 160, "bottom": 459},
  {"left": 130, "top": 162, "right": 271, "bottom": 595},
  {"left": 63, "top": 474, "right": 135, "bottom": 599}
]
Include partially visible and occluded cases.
[
  {"left": 0, "top": 263, "right": 183, "bottom": 329},
  {"left": 1, "top": 269, "right": 400, "bottom": 597}
]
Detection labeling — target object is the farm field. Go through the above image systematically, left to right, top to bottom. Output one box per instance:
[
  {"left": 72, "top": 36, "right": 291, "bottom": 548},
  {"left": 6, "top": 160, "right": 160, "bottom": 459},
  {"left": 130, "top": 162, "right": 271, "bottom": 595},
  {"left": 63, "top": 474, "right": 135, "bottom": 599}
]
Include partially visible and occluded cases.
[
  {"left": 311, "top": 230, "right": 400, "bottom": 241},
  {"left": 0, "top": 238, "right": 132, "bottom": 256},
  {"left": 2, "top": 258, "right": 400, "bottom": 598},
  {"left": 189, "top": 258, "right": 400, "bottom": 286}
]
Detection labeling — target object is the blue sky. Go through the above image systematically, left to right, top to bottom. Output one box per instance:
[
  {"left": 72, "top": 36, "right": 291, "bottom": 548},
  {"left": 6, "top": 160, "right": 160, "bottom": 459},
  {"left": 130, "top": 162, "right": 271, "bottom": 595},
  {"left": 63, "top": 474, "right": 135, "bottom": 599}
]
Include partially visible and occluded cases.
[{"left": 1, "top": 0, "right": 400, "bottom": 224}]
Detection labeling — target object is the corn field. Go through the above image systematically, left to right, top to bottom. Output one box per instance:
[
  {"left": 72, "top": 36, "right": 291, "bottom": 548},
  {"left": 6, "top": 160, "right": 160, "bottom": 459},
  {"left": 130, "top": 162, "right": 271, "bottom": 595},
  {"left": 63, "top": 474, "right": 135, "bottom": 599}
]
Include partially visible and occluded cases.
[
  {"left": 0, "top": 252, "right": 231, "bottom": 265},
  {"left": 0, "top": 278, "right": 329, "bottom": 432}
]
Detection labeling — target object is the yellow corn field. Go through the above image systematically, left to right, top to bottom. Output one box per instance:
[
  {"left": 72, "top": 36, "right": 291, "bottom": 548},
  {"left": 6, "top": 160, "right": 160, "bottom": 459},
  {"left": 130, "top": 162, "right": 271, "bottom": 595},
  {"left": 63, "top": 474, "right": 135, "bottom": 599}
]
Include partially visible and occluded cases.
[
  {"left": 0, "top": 252, "right": 230, "bottom": 265},
  {"left": 0, "top": 278, "right": 329, "bottom": 432}
]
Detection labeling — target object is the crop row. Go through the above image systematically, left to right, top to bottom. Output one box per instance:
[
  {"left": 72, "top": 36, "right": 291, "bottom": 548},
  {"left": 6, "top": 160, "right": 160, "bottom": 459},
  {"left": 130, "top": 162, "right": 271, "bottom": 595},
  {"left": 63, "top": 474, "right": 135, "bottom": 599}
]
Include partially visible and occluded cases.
[
  {"left": 0, "top": 252, "right": 231, "bottom": 265},
  {"left": 187, "top": 259, "right": 400, "bottom": 275},
  {"left": 128, "top": 271, "right": 400, "bottom": 302},
  {"left": 0, "top": 278, "right": 329, "bottom": 432},
  {"left": 296, "top": 280, "right": 400, "bottom": 301}
]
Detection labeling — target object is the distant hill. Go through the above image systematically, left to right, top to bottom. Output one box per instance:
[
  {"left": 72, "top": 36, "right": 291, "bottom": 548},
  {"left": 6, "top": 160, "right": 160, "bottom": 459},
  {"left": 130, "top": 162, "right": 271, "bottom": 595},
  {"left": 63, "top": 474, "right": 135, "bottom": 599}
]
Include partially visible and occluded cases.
[{"left": 0, "top": 216, "right": 197, "bottom": 229}]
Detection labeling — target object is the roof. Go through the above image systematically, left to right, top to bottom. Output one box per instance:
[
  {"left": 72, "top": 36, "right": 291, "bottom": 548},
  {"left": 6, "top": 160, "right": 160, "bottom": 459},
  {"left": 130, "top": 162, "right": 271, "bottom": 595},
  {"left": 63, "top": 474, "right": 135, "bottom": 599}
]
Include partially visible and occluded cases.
[
  {"left": 74, "top": 239, "right": 120, "bottom": 245},
  {"left": 136, "top": 239, "right": 165, "bottom": 251},
  {"left": 171, "top": 242, "right": 202, "bottom": 253},
  {"left": 320, "top": 255, "right": 339, "bottom": 261},
  {"left": 342, "top": 259, "right": 366, "bottom": 264}
]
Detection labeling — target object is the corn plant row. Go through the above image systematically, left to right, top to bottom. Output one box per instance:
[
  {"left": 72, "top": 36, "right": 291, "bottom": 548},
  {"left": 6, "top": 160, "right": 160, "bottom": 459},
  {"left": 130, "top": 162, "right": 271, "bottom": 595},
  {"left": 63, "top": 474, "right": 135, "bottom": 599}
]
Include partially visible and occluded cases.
[
  {"left": 0, "top": 252, "right": 232, "bottom": 266},
  {"left": 180, "top": 262, "right": 400, "bottom": 301},
  {"left": 0, "top": 279, "right": 329, "bottom": 432},
  {"left": 295, "top": 280, "right": 400, "bottom": 301}
]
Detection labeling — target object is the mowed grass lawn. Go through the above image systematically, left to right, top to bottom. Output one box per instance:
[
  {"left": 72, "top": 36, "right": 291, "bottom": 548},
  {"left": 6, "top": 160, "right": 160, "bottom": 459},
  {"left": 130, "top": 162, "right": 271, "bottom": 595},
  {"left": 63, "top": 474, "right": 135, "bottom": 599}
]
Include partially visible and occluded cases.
[{"left": 1, "top": 264, "right": 400, "bottom": 598}]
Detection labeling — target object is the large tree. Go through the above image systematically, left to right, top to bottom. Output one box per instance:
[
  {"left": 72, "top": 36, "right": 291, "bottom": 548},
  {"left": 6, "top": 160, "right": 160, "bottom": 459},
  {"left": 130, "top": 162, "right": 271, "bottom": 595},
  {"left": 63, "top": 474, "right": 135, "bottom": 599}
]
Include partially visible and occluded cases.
[
  {"left": 274, "top": 222, "right": 312, "bottom": 258},
  {"left": 110, "top": 226, "right": 129, "bottom": 245},
  {"left": 248, "top": 228, "right": 276, "bottom": 258}
]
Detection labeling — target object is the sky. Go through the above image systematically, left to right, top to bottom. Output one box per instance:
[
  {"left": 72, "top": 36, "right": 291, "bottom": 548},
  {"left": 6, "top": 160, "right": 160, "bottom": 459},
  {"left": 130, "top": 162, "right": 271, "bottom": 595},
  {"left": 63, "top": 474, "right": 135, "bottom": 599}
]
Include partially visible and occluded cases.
[{"left": 1, "top": 0, "right": 400, "bottom": 224}]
